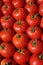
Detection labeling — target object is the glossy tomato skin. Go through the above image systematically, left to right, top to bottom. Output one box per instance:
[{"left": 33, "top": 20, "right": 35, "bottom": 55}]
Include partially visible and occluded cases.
[
  {"left": 3, "top": 0, "right": 12, "bottom": 4},
  {"left": 12, "top": 0, "right": 25, "bottom": 8},
  {"left": 26, "top": 0, "right": 36, "bottom": 3},
  {"left": 37, "top": 0, "right": 43, "bottom": 5},
  {"left": 25, "top": 2, "right": 38, "bottom": 14},
  {"left": 1, "top": 3, "right": 13, "bottom": 15},
  {"left": 39, "top": 3, "right": 43, "bottom": 16},
  {"left": 12, "top": 8, "right": 27, "bottom": 20},
  {"left": 26, "top": 14, "right": 40, "bottom": 26},
  {"left": 1, "top": 15, "right": 14, "bottom": 28},
  {"left": 40, "top": 17, "right": 43, "bottom": 28},
  {"left": 13, "top": 20, "right": 28, "bottom": 33},
  {"left": 26, "top": 26, "right": 42, "bottom": 39},
  {"left": 0, "top": 28, "right": 14, "bottom": 42},
  {"left": 12, "top": 33, "right": 28, "bottom": 48},
  {"left": 41, "top": 34, "right": 43, "bottom": 41},
  {"left": 28, "top": 39, "right": 43, "bottom": 54},
  {"left": 0, "top": 42, "right": 15, "bottom": 57},
  {"left": 13, "top": 49, "right": 30, "bottom": 64},
  {"left": 30, "top": 54, "right": 43, "bottom": 65},
  {"left": 1, "top": 58, "right": 16, "bottom": 65}
]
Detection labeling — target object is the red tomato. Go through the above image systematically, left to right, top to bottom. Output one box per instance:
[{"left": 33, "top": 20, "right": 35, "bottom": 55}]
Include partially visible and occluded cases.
[
  {"left": 0, "top": 0, "right": 3, "bottom": 9},
  {"left": 3, "top": 0, "right": 12, "bottom": 4},
  {"left": 12, "top": 0, "right": 25, "bottom": 8},
  {"left": 26, "top": 0, "right": 36, "bottom": 3},
  {"left": 37, "top": 0, "right": 43, "bottom": 5},
  {"left": 25, "top": 2, "right": 38, "bottom": 14},
  {"left": 1, "top": 3, "right": 13, "bottom": 15},
  {"left": 39, "top": 3, "right": 43, "bottom": 16},
  {"left": 12, "top": 8, "right": 27, "bottom": 20},
  {"left": 0, "top": 11, "right": 3, "bottom": 18},
  {"left": 26, "top": 13, "right": 40, "bottom": 26},
  {"left": 1, "top": 15, "right": 14, "bottom": 28},
  {"left": 40, "top": 17, "right": 43, "bottom": 28},
  {"left": 13, "top": 20, "right": 28, "bottom": 33},
  {"left": 26, "top": 26, "right": 42, "bottom": 39},
  {"left": 0, "top": 28, "right": 14, "bottom": 42},
  {"left": 12, "top": 33, "right": 28, "bottom": 48},
  {"left": 41, "top": 34, "right": 43, "bottom": 41},
  {"left": 28, "top": 39, "right": 43, "bottom": 54},
  {"left": 0, "top": 42, "right": 15, "bottom": 57},
  {"left": 13, "top": 49, "right": 30, "bottom": 64},
  {"left": 30, "top": 54, "right": 43, "bottom": 65},
  {"left": 0, "top": 55, "right": 2, "bottom": 62},
  {"left": 1, "top": 58, "right": 16, "bottom": 65}
]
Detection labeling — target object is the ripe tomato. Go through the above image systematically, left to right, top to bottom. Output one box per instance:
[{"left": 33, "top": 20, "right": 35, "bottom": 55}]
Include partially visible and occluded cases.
[
  {"left": 0, "top": 0, "right": 3, "bottom": 9},
  {"left": 3, "top": 0, "right": 12, "bottom": 4},
  {"left": 12, "top": 0, "right": 25, "bottom": 8},
  {"left": 26, "top": 0, "right": 36, "bottom": 3},
  {"left": 37, "top": 0, "right": 43, "bottom": 5},
  {"left": 25, "top": 2, "right": 38, "bottom": 14},
  {"left": 1, "top": 3, "right": 13, "bottom": 15},
  {"left": 39, "top": 3, "right": 43, "bottom": 16},
  {"left": 12, "top": 8, "right": 27, "bottom": 20},
  {"left": 26, "top": 13, "right": 40, "bottom": 26},
  {"left": 1, "top": 15, "right": 14, "bottom": 28},
  {"left": 40, "top": 17, "right": 43, "bottom": 28},
  {"left": 13, "top": 20, "right": 28, "bottom": 33},
  {"left": 26, "top": 26, "right": 42, "bottom": 39},
  {"left": 0, "top": 28, "right": 14, "bottom": 42},
  {"left": 12, "top": 33, "right": 28, "bottom": 48},
  {"left": 41, "top": 34, "right": 43, "bottom": 41},
  {"left": 28, "top": 39, "right": 43, "bottom": 54},
  {"left": 0, "top": 42, "right": 15, "bottom": 57},
  {"left": 13, "top": 49, "right": 30, "bottom": 64},
  {"left": 30, "top": 54, "right": 43, "bottom": 65},
  {"left": 0, "top": 55, "right": 2, "bottom": 62},
  {"left": 1, "top": 58, "right": 16, "bottom": 65}
]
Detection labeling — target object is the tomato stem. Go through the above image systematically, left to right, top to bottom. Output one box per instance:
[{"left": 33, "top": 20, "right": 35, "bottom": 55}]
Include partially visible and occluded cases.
[
  {"left": 30, "top": 2, "right": 34, "bottom": 5},
  {"left": 4, "top": 5, "right": 8, "bottom": 9},
  {"left": 5, "top": 17, "right": 9, "bottom": 20},
  {"left": 17, "top": 21, "right": 22, "bottom": 25},
  {"left": 31, "top": 27, "right": 35, "bottom": 32},
  {"left": 4, "top": 28, "right": 7, "bottom": 31},
  {"left": 16, "top": 34, "right": 21, "bottom": 38},
  {"left": 32, "top": 40, "right": 37, "bottom": 46},
  {"left": 0, "top": 44, "right": 5, "bottom": 49},
  {"left": 39, "top": 54, "right": 43, "bottom": 60},
  {"left": 5, "top": 62, "right": 12, "bottom": 65}
]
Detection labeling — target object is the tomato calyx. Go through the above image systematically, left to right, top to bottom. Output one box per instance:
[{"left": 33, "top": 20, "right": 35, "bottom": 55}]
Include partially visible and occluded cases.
[
  {"left": 30, "top": 2, "right": 34, "bottom": 6},
  {"left": 4, "top": 5, "right": 8, "bottom": 9},
  {"left": 15, "top": 8, "right": 18, "bottom": 12},
  {"left": 5, "top": 16, "right": 10, "bottom": 20},
  {"left": 17, "top": 21, "right": 22, "bottom": 25},
  {"left": 31, "top": 27, "right": 35, "bottom": 32},
  {"left": 4, "top": 28, "right": 7, "bottom": 31},
  {"left": 16, "top": 34, "right": 21, "bottom": 38},
  {"left": 32, "top": 40, "right": 37, "bottom": 47},
  {"left": 0, "top": 44, "right": 5, "bottom": 49},
  {"left": 18, "top": 49, "right": 25, "bottom": 55},
  {"left": 39, "top": 54, "right": 43, "bottom": 60},
  {"left": 5, "top": 62, "right": 12, "bottom": 65}
]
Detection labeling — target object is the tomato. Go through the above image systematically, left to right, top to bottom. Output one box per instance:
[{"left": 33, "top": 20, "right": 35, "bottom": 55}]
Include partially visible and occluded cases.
[
  {"left": 0, "top": 0, "right": 3, "bottom": 9},
  {"left": 3, "top": 0, "right": 12, "bottom": 4},
  {"left": 12, "top": 0, "right": 25, "bottom": 8},
  {"left": 26, "top": 0, "right": 36, "bottom": 3},
  {"left": 37, "top": 0, "right": 43, "bottom": 5},
  {"left": 25, "top": 2, "right": 38, "bottom": 14},
  {"left": 1, "top": 3, "right": 13, "bottom": 15},
  {"left": 39, "top": 3, "right": 43, "bottom": 16},
  {"left": 12, "top": 8, "right": 27, "bottom": 20},
  {"left": 0, "top": 11, "right": 3, "bottom": 18},
  {"left": 26, "top": 13, "right": 40, "bottom": 26},
  {"left": 1, "top": 15, "right": 14, "bottom": 28},
  {"left": 40, "top": 17, "right": 43, "bottom": 28},
  {"left": 13, "top": 20, "right": 28, "bottom": 33},
  {"left": 26, "top": 26, "right": 42, "bottom": 39},
  {"left": 0, "top": 28, "right": 14, "bottom": 42},
  {"left": 12, "top": 33, "right": 28, "bottom": 48},
  {"left": 41, "top": 34, "right": 43, "bottom": 41},
  {"left": 28, "top": 39, "right": 43, "bottom": 54},
  {"left": 0, "top": 42, "right": 15, "bottom": 57},
  {"left": 13, "top": 49, "right": 30, "bottom": 64},
  {"left": 30, "top": 54, "right": 43, "bottom": 65},
  {"left": 0, "top": 55, "right": 2, "bottom": 62},
  {"left": 1, "top": 58, "right": 16, "bottom": 65}
]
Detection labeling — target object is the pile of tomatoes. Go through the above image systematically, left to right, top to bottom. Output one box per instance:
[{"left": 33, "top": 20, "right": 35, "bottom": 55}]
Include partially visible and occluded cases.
[{"left": 0, "top": 0, "right": 43, "bottom": 65}]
